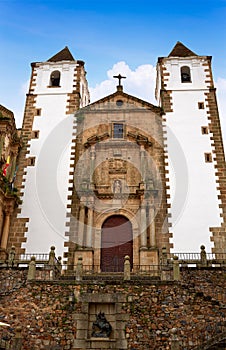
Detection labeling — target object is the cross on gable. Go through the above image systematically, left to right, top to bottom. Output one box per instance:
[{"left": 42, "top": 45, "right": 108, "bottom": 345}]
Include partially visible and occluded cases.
[{"left": 113, "top": 74, "right": 126, "bottom": 86}]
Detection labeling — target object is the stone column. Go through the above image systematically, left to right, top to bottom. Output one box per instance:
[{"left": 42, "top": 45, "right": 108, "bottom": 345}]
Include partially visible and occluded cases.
[
  {"left": 0, "top": 134, "right": 5, "bottom": 158},
  {"left": 90, "top": 144, "right": 96, "bottom": 187},
  {"left": 140, "top": 144, "right": 146, "bottom": 180},
  {"left": 9, "top": 153, "right": 17, "bottom": 183},
  {"left": 77, "top": 204, "right": 85, "bottom": 246},
  {"left": 140, "top": 204, "right": 147, "bottom": 249},
  {"left": 149, "top": 204, "right": 156, "bottom": 247},
  {"left": 86, "top": 205, "right": 93, "bottom": 248},
  {"left": 0, "top": 206, "right": 4, "bottom": 244},
  {"left": 1, "top": 209, "right": 11, "bottom": 249},
  {"left": 200, "top": 245, "right": 207, "bottom": 266},
  {"left": 8, "top": 246, "right": 16, "bottom": 267},
  {"left": 48, "top": 246, "right": 56, "bottom": 265},
  {"left": 161, "top": 247, "right": 168, "bottom": 265},
  {"left": 124, "top": 255, "right": 131, "bottom": 281},
  {"left": 27, "top": 256, "right": 36, "bottom": 281},
  {"left": 76, "top": 256, "right": 83, "bottom": 281},
  {"left": 173, "top": 256, "right": 180, "bottom": 281},
  {"left": 12, "top": 326, "right": 23, "bottom": 350},
  {"left": 170, "top": 328, "right": 180, "bottom": 350}
]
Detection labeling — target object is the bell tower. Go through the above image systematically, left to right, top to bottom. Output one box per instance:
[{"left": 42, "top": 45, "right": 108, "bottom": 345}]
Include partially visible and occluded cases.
[
  {"left": 156, "top": 41, "right": 226, "bottom": 253},
  {"left": 9, "top": 47, "right": 90, "bottom": 256}
]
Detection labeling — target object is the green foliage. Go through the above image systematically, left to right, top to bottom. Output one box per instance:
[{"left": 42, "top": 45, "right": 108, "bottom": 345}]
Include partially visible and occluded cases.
[
  {"left": 77, "top": 114, "right": 84, "bottom": 123},
  {"left": 0, "top": 169, "right": 19, "bottom": 199}
]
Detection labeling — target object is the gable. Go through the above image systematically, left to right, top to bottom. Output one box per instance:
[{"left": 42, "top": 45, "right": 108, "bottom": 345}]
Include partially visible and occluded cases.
[{"left": 86, "top": 89, "right": 161, "bottom": 114}]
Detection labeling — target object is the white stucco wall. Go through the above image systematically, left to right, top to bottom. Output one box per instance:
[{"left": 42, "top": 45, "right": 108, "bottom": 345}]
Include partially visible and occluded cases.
[
  {"left": 160, "top": 57, "right": 222, "bottom": 252},
  {"left": 18, "top": 61, "right": 80, "bottom": 256},
  {"left": 35, "top": 62, "right": 78, "bottom": 94}
]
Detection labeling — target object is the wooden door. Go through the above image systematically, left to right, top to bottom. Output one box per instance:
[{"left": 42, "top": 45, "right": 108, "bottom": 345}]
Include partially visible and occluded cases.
[{"left": 101, "top": 215, "right": 133, "bottom": 272}]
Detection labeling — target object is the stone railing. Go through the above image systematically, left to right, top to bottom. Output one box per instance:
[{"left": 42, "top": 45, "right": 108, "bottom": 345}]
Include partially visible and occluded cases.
[
  {"left": 0, "top": 245, "right": 225, "bottom": 284},
  {"left": 0, "top": 246, "right": 61, "bottom": 268},
  {"left": 24, "top": 254, "right": 196, "bottom": 282}
]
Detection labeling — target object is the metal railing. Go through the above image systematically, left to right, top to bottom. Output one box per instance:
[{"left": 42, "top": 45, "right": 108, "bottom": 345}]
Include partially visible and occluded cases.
[
  {"left": 171, "top": 252, "right": 226, "bottom": 265},
  {"left": 18, "top": 253, "right": 49, "bottom": 262}
]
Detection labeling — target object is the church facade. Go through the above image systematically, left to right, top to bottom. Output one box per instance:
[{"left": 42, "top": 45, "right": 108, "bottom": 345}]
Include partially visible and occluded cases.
[
  {"left": 2, "top": 42, "right": 225, "bottom": 269},
  {"left": 66, "top": 85, "right": 171, "bottom": 270}
]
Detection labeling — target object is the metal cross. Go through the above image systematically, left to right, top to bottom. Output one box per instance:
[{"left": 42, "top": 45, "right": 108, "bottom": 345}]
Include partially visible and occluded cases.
[{"left": 113, "top": 74, "right": 126, "bottom": 86}]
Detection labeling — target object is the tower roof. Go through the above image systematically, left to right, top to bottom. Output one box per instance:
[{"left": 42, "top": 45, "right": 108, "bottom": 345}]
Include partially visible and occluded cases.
[
  {"left": 168, "top": 41, "right": 197, "bottom": 57},
  {"left": 47, "top": 46, "right": 75, "bottom": 62}
]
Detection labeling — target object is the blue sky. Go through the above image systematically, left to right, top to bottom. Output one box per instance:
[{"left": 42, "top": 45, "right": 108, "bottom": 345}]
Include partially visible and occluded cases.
[{"left": 0, "top": 0, "right": 226, "bottom": 128}]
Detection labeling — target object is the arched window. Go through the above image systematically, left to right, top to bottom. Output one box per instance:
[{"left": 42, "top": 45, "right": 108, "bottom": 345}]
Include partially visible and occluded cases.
[
  {"left": 181, "top": 66, "right": 191, "bottom": 83},
  {"left": 49, "top": 70, "right": 61, "bottom": 87}
]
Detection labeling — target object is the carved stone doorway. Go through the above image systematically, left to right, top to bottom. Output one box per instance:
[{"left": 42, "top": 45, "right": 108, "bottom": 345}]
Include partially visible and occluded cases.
[{"left": 101, "top": 215, "right": 133, "bottom": 272}]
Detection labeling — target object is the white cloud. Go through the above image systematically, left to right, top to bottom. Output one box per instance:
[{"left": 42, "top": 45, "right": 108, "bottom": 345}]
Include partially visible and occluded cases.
[{"left": 90, "top": 61, "right": 156, "bottom": 104}]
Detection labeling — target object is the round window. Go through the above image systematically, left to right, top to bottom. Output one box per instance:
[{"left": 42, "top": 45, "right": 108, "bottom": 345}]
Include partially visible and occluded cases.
[{"left": 116, "top": 100, "right": 123, "bottom": 107}]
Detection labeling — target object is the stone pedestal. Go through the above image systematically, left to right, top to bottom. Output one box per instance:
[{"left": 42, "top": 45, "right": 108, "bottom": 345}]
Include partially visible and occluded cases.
[
  {"left": 139, "top": 248, "right": 159, "bottom": 267},
  {"left": 74, "top": 249, "right": 93, "bottom": 268},
  {"left": 87, "top": 338, "right": 116, "bottom": 349}
]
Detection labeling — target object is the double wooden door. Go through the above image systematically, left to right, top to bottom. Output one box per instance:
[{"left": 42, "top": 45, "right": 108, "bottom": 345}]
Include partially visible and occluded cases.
[{"left": 101, "top": 215, "right": 133, "bottom": 272}]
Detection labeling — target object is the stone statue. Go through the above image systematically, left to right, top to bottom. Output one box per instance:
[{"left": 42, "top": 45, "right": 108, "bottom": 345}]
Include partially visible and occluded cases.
[
  {"left": 113, "top": 179, "right": 122, "bottom": 193},
  {"left": 91, "top": 312, "right": 112, "bottom": 338}
]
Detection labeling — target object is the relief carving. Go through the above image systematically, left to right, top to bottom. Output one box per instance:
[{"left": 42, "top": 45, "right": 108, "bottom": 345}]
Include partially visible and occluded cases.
[{"left": 109, "top": 158, "right": 127, "bottom": 174}]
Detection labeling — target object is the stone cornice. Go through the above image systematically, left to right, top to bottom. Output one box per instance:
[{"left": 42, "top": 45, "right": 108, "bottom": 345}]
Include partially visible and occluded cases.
[
  {"left": 127, "top": 131, "right": 152, "bottom": 146},
  {"left": 84, "top": 132, "right": 109, "bottom": 148}
]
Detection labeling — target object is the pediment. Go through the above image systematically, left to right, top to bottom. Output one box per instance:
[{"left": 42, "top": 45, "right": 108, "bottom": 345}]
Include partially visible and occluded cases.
[{"left": 81, "top": 89, "right": 162, "bottom": 114}]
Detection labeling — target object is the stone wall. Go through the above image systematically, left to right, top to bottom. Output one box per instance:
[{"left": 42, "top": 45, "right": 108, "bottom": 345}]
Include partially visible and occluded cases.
[
  {"left": 0, "top": 268, "right": 225, "bottom": 349},
  {"left": 0, "top": 282, "right": 79, "bottom": 349}
]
